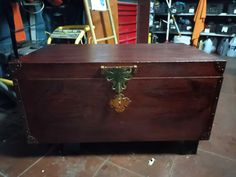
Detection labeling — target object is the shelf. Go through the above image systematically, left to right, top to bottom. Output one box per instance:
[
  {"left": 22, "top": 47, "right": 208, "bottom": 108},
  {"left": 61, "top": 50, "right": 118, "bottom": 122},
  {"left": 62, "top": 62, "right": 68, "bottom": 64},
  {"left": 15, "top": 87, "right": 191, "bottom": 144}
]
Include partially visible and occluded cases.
[
  {"left": 156, "top": 13, "right": 236, "bottom": 17},
  {"left": 157, "top": 13, "right": 194, "bottom": 16},
  {"left": 207, "top": 13, "right": 236, "bottom": 17},
  {"left": 152, "top": 31, "right": 235, "bottom": 37},
  {"left": 152, "top": 31, "right": 166, "bottom": 34},
  {"left": 152, "top": 31, "right": 192, "bottom": 35},
  {"left": 180, "top": 31, "right": 192, "bottom": 35},
  {"left": 201, "top": 32, "right": 235, "bottom": 37}
]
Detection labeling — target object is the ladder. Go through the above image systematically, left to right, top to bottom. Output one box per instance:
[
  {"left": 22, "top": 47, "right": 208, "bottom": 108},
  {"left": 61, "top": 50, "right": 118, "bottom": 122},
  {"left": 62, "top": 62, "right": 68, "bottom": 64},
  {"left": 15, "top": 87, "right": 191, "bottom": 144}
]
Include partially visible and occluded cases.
[
  {"left": 83, "top": 0, "right": 118, "bottom": 44},
  {"left": 47, "top": 25, "right": 90, "bottom": 45}
]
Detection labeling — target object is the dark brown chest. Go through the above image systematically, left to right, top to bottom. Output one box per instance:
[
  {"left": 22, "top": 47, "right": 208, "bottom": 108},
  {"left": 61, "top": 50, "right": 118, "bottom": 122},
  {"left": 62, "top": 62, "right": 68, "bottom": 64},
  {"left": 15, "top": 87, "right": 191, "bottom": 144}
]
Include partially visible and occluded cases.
[{"left": 10, "top": 44, "right": 226, "bottom": 149}]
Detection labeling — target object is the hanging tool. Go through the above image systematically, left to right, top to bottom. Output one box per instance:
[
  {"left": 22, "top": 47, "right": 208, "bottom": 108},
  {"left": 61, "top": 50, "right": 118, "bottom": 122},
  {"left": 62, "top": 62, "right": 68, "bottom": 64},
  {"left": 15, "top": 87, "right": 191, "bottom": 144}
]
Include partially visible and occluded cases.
[
  {"left": 165, "top": 0, "right": 181, "bottom": 36},
  {"left": 166, "top": 0, "right": 172, "bottom": 42}
]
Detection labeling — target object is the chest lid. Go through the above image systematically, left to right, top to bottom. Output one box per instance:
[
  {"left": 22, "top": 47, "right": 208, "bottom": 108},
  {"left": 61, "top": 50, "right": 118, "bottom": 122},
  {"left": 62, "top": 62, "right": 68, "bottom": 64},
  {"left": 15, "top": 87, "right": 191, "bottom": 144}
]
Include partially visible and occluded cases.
[
  {"left": 10, "top": 44, "right": 226, "bottom": 78},
  {"left": 17, "top": 44, "right": 224, "bottom": 63}
]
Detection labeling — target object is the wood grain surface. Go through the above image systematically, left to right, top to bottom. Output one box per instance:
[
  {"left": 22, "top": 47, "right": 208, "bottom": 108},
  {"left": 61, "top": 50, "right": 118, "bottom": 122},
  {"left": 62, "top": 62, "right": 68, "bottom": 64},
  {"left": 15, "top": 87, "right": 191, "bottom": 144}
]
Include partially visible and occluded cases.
[{"left": 18, "top": 78, "right": 220, "bottom": 143}]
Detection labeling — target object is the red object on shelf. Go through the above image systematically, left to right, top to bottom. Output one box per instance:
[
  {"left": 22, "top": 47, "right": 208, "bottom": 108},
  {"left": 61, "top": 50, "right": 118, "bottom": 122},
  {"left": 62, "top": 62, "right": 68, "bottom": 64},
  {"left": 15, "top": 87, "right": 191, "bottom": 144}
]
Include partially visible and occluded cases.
[
  {"left": 47, "top": 0, "right": 63, "bottom": 6},
  {"left": 118, "top": 2, "right": 137, "bottom": 44}
]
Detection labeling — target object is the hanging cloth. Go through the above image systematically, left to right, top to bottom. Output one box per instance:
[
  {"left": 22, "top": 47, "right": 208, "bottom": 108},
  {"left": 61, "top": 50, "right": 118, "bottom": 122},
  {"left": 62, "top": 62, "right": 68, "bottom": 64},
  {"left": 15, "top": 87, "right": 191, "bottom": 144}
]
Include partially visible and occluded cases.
[
  {"left": 192, "top": 0, "right": 207, "bottom": 47},
  {"left": 12, "top": 2, "right": 26, "bottom": 42}
]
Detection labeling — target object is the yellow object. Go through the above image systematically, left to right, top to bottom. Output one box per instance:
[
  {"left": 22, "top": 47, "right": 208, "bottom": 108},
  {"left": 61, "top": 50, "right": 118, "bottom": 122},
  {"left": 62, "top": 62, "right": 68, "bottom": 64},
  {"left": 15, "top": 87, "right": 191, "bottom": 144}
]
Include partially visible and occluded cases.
[
  {"left": 192, "top": 0, "right": 207, "bottom": 47},
  {"left": 47, "top": 25, "right": 89, "bottom": 45},
  {"left": 148, "top": 33, "right": 152, "bottom": 44},
  {"left": 101, "top": 65, "right": 137, "bottom": 112},
  {"left": 0, "top": 78, "right": 13, "bottom": 87},
  {"left": 110, "top": 94, "right": 131, "bottom": 113}
]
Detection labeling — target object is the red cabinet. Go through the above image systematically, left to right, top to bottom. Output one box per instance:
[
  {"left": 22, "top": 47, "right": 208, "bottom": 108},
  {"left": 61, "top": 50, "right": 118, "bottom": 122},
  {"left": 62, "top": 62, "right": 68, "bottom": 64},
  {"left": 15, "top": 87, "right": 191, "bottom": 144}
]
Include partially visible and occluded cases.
[{"left": 118, "top": 2, "right": 137, "bottom": 44}]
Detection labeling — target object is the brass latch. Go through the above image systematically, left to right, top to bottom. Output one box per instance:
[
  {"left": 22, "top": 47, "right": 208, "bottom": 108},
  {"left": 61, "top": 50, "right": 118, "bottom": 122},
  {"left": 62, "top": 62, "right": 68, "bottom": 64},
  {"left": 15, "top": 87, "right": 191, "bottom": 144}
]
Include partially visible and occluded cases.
[{"left": 101, "top": 65, "right": 137, "bottom": 113}]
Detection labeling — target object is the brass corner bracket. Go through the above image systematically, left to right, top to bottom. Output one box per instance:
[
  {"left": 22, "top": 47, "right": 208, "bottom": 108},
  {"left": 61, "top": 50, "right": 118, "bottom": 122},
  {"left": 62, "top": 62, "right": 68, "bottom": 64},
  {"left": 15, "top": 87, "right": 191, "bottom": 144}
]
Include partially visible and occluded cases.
[
  {"left": 9, "top": 60, "right": 22, "bottom": 74},
  {"left": 216, "top": 62, "right": 226, "bottom": 74},
  {"left": 101, "top": 65, "right": 137, "bottom": 113},
  {"left": 26, "top": 130, "right": 39, "bottom": 144}
]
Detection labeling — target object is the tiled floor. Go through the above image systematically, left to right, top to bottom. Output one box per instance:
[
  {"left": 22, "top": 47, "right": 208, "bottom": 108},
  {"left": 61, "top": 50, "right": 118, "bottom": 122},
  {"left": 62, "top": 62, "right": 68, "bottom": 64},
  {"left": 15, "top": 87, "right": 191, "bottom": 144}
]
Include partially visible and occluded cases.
[{"left": 0, "top": 57, "right": 236, "bottom": 177}]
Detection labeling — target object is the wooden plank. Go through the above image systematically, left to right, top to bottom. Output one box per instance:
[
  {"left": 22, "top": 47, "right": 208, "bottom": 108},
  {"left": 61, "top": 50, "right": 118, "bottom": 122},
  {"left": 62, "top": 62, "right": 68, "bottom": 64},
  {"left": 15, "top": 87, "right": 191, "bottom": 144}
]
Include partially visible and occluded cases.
[{"left": 87, "top": 0, "right": 119, "bottom": 44}]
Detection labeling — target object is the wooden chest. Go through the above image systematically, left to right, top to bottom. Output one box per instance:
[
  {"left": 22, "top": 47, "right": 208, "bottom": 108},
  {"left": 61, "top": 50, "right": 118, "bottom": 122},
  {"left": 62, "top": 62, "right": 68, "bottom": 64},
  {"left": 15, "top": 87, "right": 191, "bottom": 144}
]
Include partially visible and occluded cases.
[{"left": 10, "top": 44, "right": 226, "bottom": 149}]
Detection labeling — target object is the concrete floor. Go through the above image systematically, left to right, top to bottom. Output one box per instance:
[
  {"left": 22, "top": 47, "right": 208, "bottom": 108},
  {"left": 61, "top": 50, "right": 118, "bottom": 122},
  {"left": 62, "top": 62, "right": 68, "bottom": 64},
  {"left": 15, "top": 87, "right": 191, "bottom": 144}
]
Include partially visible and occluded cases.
[{"left": 0, "top": 57, "right": 236, "bottom": 177}]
